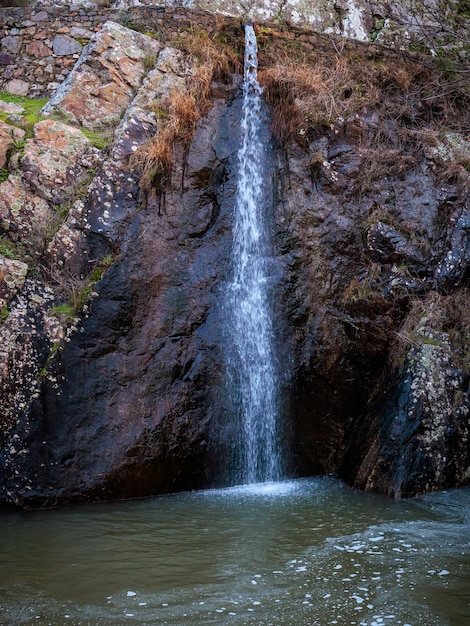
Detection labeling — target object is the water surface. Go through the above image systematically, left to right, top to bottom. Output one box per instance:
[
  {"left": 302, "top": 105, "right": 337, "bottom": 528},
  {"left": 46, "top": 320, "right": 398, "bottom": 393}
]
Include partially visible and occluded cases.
[{"left": 1, "top": 477, "right": 469, "bottom": 625}]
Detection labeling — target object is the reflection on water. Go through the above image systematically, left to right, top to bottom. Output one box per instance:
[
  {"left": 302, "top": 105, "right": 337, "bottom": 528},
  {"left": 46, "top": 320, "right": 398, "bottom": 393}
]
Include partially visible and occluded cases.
[{"left": 0, "top": 477, "right": 469, "bottom": 625}]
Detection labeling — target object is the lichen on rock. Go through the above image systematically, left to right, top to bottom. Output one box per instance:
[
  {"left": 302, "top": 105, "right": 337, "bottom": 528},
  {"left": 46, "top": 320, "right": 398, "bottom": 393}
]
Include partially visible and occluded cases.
[{"left": 42, "top": 21, "right": 161, "bottom": 128}]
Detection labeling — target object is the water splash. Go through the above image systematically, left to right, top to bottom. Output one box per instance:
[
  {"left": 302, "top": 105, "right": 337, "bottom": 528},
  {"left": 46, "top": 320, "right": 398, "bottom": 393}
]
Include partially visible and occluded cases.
[{"left": 226, "top": 24, "right": 282, "bottom": 484}]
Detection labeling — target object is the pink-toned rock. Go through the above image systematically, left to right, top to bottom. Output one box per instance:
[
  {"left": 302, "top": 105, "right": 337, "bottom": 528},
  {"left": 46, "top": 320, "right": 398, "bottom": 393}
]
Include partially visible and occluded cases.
[
  {"left": 42, "top": 21, "right": 161, "bottom": 128},
  {"left": 26, "top": 40, "right": 52, "bottom": 57},
  {"left": 5, "top": 79, "right": 29, "bottom": 97},
  {"left": 0, "top": 101, "right": 25, "bottom": 115},
  {"left": 20, "top": 119, "right": 91, "bottom": 202},
  {"left": 0, "top": 122, "right": 14, "bottom": 170},
  {"left": 0, "top": 175, "right": 53, "bottom": 245}
]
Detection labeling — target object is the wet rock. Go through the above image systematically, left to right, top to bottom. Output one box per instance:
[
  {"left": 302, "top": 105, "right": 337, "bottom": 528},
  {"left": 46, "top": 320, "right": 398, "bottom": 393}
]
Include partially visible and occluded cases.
[
  {"left": 0, "top": 86, "right": 240, "bottom": 507},
  {"left": 273, "top": 124, "right": 468, "bottom": 493},
  {"left": 435, "top": 207, "right": 470, "bottom": 291},
  {"left": 365, "top": 221, "right": 427, "bottom": 270},
  {"left": 349, "top": 319, "right": 469, "bottom": 498}
]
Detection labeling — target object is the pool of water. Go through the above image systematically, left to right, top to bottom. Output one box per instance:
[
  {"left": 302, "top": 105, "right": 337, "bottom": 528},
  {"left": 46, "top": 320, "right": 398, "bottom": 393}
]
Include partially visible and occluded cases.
[{"left": 0, "top": 477, "right": 469, "bottom": 625}]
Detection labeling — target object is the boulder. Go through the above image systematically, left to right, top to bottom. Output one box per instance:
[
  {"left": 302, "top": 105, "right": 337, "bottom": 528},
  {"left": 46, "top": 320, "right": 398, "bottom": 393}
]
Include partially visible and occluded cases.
[
  {"left": 42, "top": 21, "right": 161, "bottom": 128},
  {"left": 4, "top": 79, "right": 29, "bottom": 97},
  {"left": 20, "top": 119, "right": 92, "bottom": 203},
  {"left": 350, "top": 302, "right": 470, "bottom": 498}
]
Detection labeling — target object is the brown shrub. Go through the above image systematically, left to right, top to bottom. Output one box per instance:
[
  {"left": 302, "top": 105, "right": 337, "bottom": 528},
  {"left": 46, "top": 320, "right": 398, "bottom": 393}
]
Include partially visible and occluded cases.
[
  {"left": 134, "top": 26, "right": 241, "bottom": 194},
  {"left": 259, "top": 40, "right": 470, "bottom": 150},
  {"left": 391, "top": 290, "right": 470, "bottom": 371}
]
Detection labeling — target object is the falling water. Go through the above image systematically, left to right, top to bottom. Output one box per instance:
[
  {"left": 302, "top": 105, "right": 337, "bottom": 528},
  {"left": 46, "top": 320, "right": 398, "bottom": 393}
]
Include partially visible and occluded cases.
[{"left": 226, "top": 23, "right": 282, "bottom": 484}]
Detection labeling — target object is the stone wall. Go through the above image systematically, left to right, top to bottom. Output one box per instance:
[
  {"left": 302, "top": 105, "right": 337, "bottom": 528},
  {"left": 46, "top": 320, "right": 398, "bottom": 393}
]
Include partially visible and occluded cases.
[
  {"left": 0, "top": 5, "right": 241, "bottom": 97},
  {"left": 0, "top": 7, "right": 120, "bottom": 97}
]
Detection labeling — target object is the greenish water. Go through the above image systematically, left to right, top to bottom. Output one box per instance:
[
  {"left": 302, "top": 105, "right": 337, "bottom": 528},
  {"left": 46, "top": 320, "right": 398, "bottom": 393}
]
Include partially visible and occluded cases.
[{"left": 0, "top": 477, "right": 469, "bottom": 625}]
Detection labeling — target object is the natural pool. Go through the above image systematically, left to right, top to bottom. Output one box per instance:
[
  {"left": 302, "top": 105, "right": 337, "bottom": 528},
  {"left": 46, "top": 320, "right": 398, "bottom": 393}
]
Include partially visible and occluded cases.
[{"left": 1, "top": 477, "right": 469, "bottom": 625}]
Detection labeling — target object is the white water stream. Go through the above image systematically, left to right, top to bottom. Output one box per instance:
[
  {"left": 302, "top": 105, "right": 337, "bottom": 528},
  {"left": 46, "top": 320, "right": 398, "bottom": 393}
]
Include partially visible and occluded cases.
[{"left": 226, "top": 24, "right": 282, "bottom": 484}]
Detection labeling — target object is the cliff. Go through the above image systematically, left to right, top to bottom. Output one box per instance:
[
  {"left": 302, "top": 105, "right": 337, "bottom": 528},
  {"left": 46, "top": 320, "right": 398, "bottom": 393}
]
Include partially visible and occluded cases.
[{"left": 0, "top": 3, "right": 469, "bottom": 507}]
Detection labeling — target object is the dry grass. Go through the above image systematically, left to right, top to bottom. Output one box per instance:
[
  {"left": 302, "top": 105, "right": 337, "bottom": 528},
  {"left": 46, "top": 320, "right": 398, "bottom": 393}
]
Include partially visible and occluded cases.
[
  {"left": 133, "top": 21, "right": 470, "bottom": 194},
  {"left": 181, "top": 25, "right": 240, "bottom": 83},
  {"left": 133, "top": 26, "right": 241, "bottom": 194},
  {"left": 258, "top": 40, "right": 470, "bottom": 190},
  {"left": 356, "top": 148, "right": 418, "bottom": 193},
  {"left": 438, "top": 154, "right": 470, "bottom": 183},
  {"left": 391, "top": 290, "right": 470, "bottom": 370}
]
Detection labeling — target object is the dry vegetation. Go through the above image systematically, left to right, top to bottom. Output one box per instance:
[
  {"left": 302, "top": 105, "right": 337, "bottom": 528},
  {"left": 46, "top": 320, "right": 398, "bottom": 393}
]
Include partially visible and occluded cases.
[
  {"left": 132, "top": 17, "right": 470, "bottom": 196},
  {"left": 132, "top": 26, "right": 240, "bottom": 194},
  {"left": 257, "top": 31, "right": 470, "bottom": 190},
  {"left": 259, "top": 49, "right": 470, "bottom": 140},
  {"left": 391, "top": 290, "right": 470, "bottom": 370}
]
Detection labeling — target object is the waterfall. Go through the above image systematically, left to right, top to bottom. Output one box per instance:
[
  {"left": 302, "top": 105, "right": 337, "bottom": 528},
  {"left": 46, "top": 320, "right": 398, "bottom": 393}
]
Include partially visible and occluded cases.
[{"left": 226, "top": 23, "right": 282, "bottom": 484}]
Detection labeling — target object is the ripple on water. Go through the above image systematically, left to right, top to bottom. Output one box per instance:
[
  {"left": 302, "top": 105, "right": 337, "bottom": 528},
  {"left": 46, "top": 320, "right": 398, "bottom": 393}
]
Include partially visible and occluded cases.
[{"left": 0, "top": 478, "right": 469, "bottom": 625}]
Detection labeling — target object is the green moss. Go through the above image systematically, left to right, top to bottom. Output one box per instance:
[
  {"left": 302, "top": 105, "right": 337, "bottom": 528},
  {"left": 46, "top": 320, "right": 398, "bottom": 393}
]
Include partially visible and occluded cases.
[
  {"left": 118, "top": 13, "right": 141, "bottom": 32},
  {"left": 370, "top": 18, "right": 385, "bottom": 43},
  {"left": 143, "top": 53, "right": 157, "bottom": 72},
  {"left": 0, "top": 92, "right": 48, "bottom": 125},
  {"left": 80, "top": 128, "right": 113, "bottom": 151},
  {"left": 0, "top": 236, "right": 26, "bottom": 261},
  {"left": 51, "top": 254, "right": 115, "bottom": 326},
  {"left": 90, "top": 254, "right": 114, "bottom": 282},
  {"left": 50, "top": 303, "right": 75, "bottom": 325},
  {"left": 0, "top": 305, "right": 8, "bottom": 324},
  {"left": 422, "top": 336, "right": 444, "bottom": 347},
  {"left": 36, "top": 340, "right": 62, "bottom": 383}
]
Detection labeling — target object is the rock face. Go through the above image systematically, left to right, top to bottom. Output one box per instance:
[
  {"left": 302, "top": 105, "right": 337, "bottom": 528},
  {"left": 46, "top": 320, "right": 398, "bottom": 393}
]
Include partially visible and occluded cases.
[
  {"left": 0, "top": 15, "right": 469, "bottom": 507},
  {"left": 42, "top": 21, "right": 161, "bottom": 127},
  {"left": 274, "top": 128, "right": 469, "bottom": 496}
]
